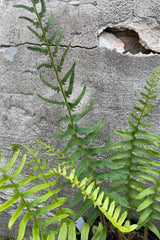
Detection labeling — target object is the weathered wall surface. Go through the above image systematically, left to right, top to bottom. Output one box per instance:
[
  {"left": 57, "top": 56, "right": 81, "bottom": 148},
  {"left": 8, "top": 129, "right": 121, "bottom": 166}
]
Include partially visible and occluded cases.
[{"left": 0, "top": 0, "right": 160, "bottom": 238}]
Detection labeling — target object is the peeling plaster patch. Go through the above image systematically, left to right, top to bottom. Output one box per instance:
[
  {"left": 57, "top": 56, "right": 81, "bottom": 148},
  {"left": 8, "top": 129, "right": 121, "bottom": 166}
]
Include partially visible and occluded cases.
[
  {"left": 98, "top": 27, "right": 157, "bottom": 55},
  {"left": 2, "top": 46, "right": 18, "bottom": 61}
]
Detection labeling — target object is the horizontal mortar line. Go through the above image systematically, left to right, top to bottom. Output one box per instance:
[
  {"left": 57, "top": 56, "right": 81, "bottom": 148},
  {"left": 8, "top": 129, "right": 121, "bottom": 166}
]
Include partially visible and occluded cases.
[{"left": 0, "top": 42, "right": 97, "bottom": 50}]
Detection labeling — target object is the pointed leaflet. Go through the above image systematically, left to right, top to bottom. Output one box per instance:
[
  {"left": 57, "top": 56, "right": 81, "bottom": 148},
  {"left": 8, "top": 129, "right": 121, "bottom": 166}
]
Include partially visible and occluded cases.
[
  {"left": 39, "top": 0, "right": 46, "bottom": 17},
  {"left": 13, "top": 4, "right": 35, "bottom": 13},
  {"left": 44, "top": 14, "right": 54, "bottom": 32},
  {"left": 19, "top": 17, "right": 39, "bottom": 27},
  {"left": 27, "top": 26, "right": 43, "bottom": 41},
  {"left": 47, "top": 27, "right": 60, "bottom": 44},
  {"left": 52, "top": 30, "right": 64, "bottom": 57},
  {"left": 57, "top": 42, "right": 71, "bottom": 72},
  {"left": 27, "top": 46, "right": 48, "bottom": 55},
  {"left": 37, "top": 62, "right": 52, "bottom": 70},
  {"left": 61, "top": 62, "right": 76, "bottom": 85},
  {"left": 65, "top": 64, "right": 75, "bottom": 97},
  {"left": 39, "top": 74, "right": 60, "bottom": 92},
  {"left": 68, "top": 84, "right": 86, "bottom": 110},
  {"left": 37, "top": 94, "right": 65, "bottom": 105},
  {"left": 57, "top": 101, "right": 94, "bottom": 133},
  {"left": 57, "top": 115, "right": 70, "bottom": 133},
  {"left": 79, "top": 121, "right": 105, "bottom": 146},
  {"left": 51, "top": 124, "right": 74, "bottom": 139},
  {"left": 114, "top": 129, "right": 133, "bottom": 138},
  {"left": 136, "top": 129, "right": 159, "bottom": 140},
  {"left": 85, "top": 137, "right": 112, "bottom": 156},
  {"left": 109, "top": 140, "right": 132, "bottom": 150},
  {"left": 133, "top": 146, "right": 160, "bottom": 158},
  {"left": 62, "top": 148, "right": 83, "bottom": 162},
  {"left": 108, "top": 149, "right": 131, "bottom": 160},
  {"left": 0, "top": 150, "right": 20, "bottom": 173},
  {"left": 10, "top": 154, "right": 26, "bottom": 180},
  {"left": 21, "top": 181, "right": 58, "bottom": 199},
  {"left": 136, "top": 187, "right": 155, "bottom": 200},
  {"left": 27, "top": 191, "right": 54, "bottom": 209},
  {"left": 0, "top": 192, "right": 19, "bottom": 211},
  {"left": 137, "top": 197, "right": 153, "bottom": 212},
  {"left": 35, "top": 199, "right": 68, "bottom": 219},
  {"left": 8, "top": 200, "right": 25, "bottom": 230},
  {"left": 137, "top": 208, "right": 152, "bottom": 228},
  {"left": 18, "top": 212, "right": 33, "bottom": 240},
  {"left": 40, "top": 214, "right": 69, "bottom": 229},
  {"left": 32, "top": 221, "right": 40, "bottom": 240},
  {"left": 57, "top": 222, "right": 67, "bottom": 240},
  {"left": 68, "top": 222, "right": 76, "bottom": 240},
  {"left": 81, "top": 223, "right": 90, "bottom": 240},
  {"left": 92, "top": 223, "right": 106, "bottom": 240},
  {"left": 148, "top": 223, "right": 160, "bottom": 239},
  {"left": 47, "top": 233, "right": 55, "bottom": 240}
]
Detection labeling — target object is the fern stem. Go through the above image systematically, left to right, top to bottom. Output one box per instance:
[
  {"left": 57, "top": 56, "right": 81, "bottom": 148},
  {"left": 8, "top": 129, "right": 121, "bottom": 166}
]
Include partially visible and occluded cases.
[{"left": 144, "top": 226, "right": 148, "bottom": 240}]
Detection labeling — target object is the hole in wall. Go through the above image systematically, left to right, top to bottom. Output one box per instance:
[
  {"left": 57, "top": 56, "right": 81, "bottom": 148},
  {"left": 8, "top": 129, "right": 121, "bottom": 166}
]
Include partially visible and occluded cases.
[{"left": 98, "top": 27, "right": 157, "bottom": 55}]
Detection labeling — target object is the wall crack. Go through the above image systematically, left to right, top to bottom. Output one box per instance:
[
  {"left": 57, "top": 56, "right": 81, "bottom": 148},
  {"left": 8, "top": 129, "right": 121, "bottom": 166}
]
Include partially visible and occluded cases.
[{"left": 0, "top": 42, "right": 97, "bottom": 51}]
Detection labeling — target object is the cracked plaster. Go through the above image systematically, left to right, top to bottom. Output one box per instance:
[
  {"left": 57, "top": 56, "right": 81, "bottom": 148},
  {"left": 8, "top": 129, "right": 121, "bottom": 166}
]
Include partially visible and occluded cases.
[{"left": 0, "top": 0, "right": 160, "bottom": 238}]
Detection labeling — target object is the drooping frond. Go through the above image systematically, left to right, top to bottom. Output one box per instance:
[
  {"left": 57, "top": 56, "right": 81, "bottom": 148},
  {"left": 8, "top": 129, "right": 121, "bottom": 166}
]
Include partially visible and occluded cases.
[{"left": 52, "top": 163, "right": 137, "bottom": 233}]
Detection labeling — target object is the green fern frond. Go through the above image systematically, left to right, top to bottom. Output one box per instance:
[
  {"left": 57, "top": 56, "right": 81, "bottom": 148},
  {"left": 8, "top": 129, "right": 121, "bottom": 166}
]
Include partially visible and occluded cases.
[{"left": 106, "top": 66, "right": 160, "bottom": 238}]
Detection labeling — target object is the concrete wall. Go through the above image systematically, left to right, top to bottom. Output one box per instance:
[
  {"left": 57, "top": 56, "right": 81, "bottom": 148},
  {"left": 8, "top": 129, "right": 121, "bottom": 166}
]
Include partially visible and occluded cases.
[{"left": 0, "top": 0, "right": 160, "bottom": 238}]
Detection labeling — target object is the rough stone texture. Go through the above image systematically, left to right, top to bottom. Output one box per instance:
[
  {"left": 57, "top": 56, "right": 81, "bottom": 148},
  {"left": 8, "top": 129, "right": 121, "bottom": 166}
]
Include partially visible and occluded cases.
[{"left": 0, "top": 0, "right": 160, "bottom": 238}]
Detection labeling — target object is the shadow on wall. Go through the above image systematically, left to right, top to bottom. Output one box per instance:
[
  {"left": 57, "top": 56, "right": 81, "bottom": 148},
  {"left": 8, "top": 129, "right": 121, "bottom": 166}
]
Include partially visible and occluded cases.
[{"left": 98, "top": 27, "right": 157, "bottom": 55}]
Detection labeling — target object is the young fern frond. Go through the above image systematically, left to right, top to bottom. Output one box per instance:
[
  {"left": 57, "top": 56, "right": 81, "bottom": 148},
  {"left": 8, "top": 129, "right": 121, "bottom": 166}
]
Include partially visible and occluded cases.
[{"left": 52, "top": 162, "right": 137, "bottom": 233}]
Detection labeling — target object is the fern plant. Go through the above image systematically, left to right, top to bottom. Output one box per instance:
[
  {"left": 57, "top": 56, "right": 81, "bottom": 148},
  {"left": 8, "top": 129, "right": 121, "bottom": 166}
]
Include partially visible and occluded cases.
[
  {"left": 0, "top": 0, "right": 159, "bottom": 239},
  {"left": 13, "top": 0, "right": 128, "bottom": 228},
  {"left": 108, "top": 66, "right": 160, "bottom": 240},
  {"left": 0, "top": 141, "right": 136, "bottom": 239}
]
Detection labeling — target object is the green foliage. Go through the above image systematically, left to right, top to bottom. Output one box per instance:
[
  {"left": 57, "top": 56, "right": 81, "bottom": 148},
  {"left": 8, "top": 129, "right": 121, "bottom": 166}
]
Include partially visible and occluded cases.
[
  {"left": 1, "top": 0, "right": 158, "bottom": 239},
  {"left": 108, "top": 66, "right": 160, "bottom": 239},
  {"left": 0, "top": 142, "right": 136, "bottom": 239}
]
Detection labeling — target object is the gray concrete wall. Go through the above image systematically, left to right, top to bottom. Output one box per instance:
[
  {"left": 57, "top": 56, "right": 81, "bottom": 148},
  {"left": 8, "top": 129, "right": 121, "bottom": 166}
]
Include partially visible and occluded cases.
[{"left": 0, "top": 0, "right": 160, "bottom": 238}]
